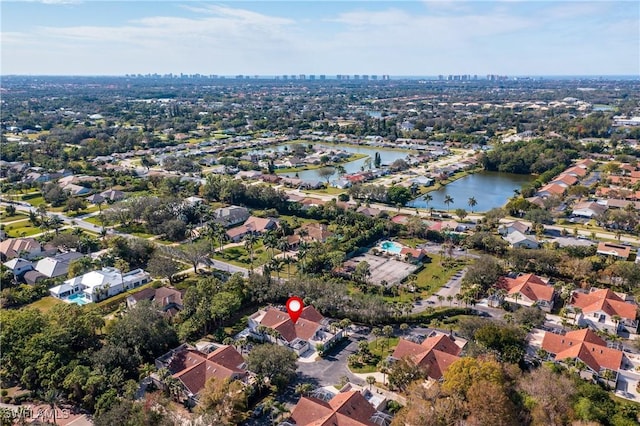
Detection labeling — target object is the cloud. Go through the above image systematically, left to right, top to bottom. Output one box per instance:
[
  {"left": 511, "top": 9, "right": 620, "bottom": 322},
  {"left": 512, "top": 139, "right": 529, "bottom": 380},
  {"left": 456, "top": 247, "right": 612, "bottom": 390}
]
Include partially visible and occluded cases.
[{"left": 1, "top": 1, "right": 637, "bottom": 75}]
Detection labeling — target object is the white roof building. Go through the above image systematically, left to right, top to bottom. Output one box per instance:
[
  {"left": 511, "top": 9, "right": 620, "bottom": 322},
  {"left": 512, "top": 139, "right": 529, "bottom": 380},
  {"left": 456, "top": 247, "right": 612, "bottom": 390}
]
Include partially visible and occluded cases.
[{"left": 49, "top": 267, "right": 151, "bottom": 303}]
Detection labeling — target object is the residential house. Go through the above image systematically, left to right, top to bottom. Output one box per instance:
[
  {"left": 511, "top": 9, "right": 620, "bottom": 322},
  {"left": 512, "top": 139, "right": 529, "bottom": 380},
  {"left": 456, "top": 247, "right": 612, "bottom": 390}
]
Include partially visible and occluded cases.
[
  {"left": 564, "top": 166, "right": 588, "bottom": 178},
  {"left": 236, "top": 170, "right": 263, "bottom": 180},
  {"left": 550, "top": 174, "right": 579, "bottom": 187},
  {"left": 62, "top": 183, "right": 91, "bottom": 196},
  {"left": 536, "top": 183, "right": 566, "bottom": 198},
  {"left": 99, "top": 189, "right": 125, "bottom": 202},
  {"left": 86, "top": 194, "right": 105, "bottom": 204},
  {"left": 572, "top": 201, "right": 607, "bottom": 218},
  {"left": 213, "top": 205, "right": 250, "bottom": 228},
  {"left": 357, "top": 206, "right": 382, "bottom": 217},
  {"left": 225, "top": 216, "right": 278, "bottom": 242},
  {"left": 428, "top": 220, "right": 461, "bottom": 233},
  {"left": 498, "top": 221, "right": 530, "bottom": 236},
  {"left": 298, "top": 222, "right": 333, "bottom": 243},
  {"left": 504, "top": 231, "right": 540, "bottom": 249},
  {"left": 0, "top": 238, "right": 54, "bottom": 261},
  {"left": 596, "top": 242, "right": 631, "bottom": 260},
  {"left": 400, "top": 247, "right": 428, "bottom": 263},
  {"left": 34, "top": 251, "right": 84, "bottom": 279},
  {"left": 2, "top": 258, "right": 34, "bottom": 278},
  {"left": 49, "top": 267, "right": 151, "bottom": 303},
  {"left": 496, "top": 273, "right": 556, "bottom": 311},
  {"left": 126, "top": 286, "right": 186, "bottom": 317},
  {"left": 569, "top": 288, "right": 638, "bottom": 334},
  {"left": 248, "top": 305, "right": 342, "bottom": 355},
  {"left": 541, "top": 328, "right": 623, "bottom": 384},
  {"left": 391, "top": 332, "right": 464, "bottom": 381},
  {"left": 155, "top": 343, "right": 247, "bottom": 405},
  {"left": 288, "top": 390, "right": 379, "bottom": 426}
]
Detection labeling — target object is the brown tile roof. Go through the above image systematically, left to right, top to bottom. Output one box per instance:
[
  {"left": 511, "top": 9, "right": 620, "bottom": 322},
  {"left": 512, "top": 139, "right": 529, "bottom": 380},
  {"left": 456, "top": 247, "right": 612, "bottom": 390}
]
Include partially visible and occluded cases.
[
  {"left": 564, "top": 166, "right": 587, "bottom": 177},
  {"left": 554, "top": 174, "right": 578, "bottom": 186},
  {"left": 538, "top": 183, "right": 566, "bottom": 195},
  {"left": 391, "top": 215, "right": 410, "bottom": 224},
  {"left": 244, "top": 216, "right": 277, "bottom": 233},
  {"left": 300, "top": 222, "right": 334, "bottom": 242},
  {"left": 0, "top": 238, "right": 42, "bottom": 259},
  {"left": 597, "top": 242, "right": 631, "bottom": 259},
  {"left": 399, "top": 247, "right": 424, "bottom": 258},
  {"left": 498, "top": 273, "right": 555, "bottom": 303},
  {"left": 154, "top": 287, "right": 184, "bottom": 307},
  {"left": 570, "top": 288, "right": 637, "bottom": 320},
  {"left": 259, "top": 306, "right": 324, "bottom": 343},
  {"left": 541, "top": 329, "right": 623, "bottom": 372},
  {"left": 392, "top": 333, "right": 462, "bottom": 380},
  {"left": 170, "top": 345, "right": 246, "bottom": 396},
  {"left": 290, "top": 391, "right": 377, "bottom": 426}
]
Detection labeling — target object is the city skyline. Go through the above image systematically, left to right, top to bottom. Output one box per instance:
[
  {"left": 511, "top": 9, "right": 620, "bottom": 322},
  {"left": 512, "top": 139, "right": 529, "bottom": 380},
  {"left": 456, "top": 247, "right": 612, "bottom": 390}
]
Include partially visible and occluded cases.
[{"left": 1, "top": 0, "right": 639, "bottom": 76}]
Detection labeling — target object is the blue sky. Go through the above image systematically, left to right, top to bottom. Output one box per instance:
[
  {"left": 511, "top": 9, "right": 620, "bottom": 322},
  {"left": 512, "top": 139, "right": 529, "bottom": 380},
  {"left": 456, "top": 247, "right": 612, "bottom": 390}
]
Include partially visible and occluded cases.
[{"left": 1, "top": 1, "right": 638, "bottom": 76}]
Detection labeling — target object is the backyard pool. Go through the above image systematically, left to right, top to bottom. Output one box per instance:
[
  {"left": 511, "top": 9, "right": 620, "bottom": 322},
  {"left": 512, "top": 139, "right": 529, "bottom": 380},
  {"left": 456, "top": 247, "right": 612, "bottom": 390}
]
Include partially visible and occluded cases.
[
  {"left": 380, "top": 241, "right": 403, "bottom": 254},
  {"left": 65, "top": 293, "right": 91, "bottom": 306}
]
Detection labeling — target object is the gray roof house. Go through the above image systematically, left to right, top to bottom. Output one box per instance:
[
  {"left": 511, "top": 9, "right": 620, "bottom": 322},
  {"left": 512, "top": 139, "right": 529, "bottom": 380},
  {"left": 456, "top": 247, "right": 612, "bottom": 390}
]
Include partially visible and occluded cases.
[
  {"left": 213, "top": 205, "right": 250, "bottom": 228},
  {"left": 35, "top": 251, "right": 84, "bottom": 279}
]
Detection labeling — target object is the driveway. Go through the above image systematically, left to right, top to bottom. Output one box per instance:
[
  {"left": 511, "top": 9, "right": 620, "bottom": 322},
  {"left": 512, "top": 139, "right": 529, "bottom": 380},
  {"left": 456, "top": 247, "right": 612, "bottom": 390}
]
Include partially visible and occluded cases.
[{"left": 295, "top": 335, "right": 365, "bottom": 388}]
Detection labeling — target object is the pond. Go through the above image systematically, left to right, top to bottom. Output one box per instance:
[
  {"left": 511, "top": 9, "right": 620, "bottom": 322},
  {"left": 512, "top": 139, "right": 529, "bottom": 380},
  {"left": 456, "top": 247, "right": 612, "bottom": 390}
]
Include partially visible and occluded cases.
[
  {"left": 252, "top": 143, "right": 414, "bottom": 182},
  {"left": 407, "top": 171, "right": 535, "bottom": 213}
]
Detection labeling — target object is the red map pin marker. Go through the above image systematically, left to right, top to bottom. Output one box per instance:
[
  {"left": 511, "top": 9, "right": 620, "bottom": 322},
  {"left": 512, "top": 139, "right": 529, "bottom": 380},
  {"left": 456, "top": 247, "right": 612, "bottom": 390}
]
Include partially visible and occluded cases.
[{"left": 286, "top": 296, "right": 304, "bottom": 324}]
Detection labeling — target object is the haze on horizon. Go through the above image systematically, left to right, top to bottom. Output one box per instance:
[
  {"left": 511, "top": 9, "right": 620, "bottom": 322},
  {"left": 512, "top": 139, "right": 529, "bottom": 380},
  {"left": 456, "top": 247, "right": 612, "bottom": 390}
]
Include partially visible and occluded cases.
[{"left": 1, "top": 0, "right": 638, "bottom": 77}]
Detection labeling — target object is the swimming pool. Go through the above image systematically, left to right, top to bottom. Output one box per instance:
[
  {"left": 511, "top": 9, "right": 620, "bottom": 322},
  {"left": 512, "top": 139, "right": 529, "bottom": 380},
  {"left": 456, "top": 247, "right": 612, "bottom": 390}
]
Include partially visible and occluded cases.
[
  {"left": 380, "top": 241, "right": 403, "bottom": 254},
  {"left": 65, "top": 293, "right": 91, "bottom": 306}
]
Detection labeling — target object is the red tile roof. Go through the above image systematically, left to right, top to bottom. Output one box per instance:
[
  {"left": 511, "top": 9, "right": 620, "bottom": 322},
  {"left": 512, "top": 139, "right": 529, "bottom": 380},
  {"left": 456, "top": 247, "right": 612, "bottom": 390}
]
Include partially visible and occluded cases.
[
  {"left": 564, "top": 166, "right": 587, "bottom": 177},
  {"left": 553, "top": 174, "right": 579, "bottom": 186},
  {"left": 538, "top": 183, "right": 566, "bottom": 195},
  {"left": 498, "top": 273, "right": 555, "bottom": 303},
  {"left": 570, "top": 288, "right": 637, "bottom": 320},
  {"left": 258, "top": 306, "right": 324, "bottom": 343},
  {"left": 541, "top": 329, "right": 623, "bottom": 372},
  {"left": 392, "top": 333, "right": 462, "bottom": 380},
  {"left": 169, "top": 345, "right": 246, "bottom": 396},
  {"left": 290, "top": 391, "right": 377, "bottom": 426}
]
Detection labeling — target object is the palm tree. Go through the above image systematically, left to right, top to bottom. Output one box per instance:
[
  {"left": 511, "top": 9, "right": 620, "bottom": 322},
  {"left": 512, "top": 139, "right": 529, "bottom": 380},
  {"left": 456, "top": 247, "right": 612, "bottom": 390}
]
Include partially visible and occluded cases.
[
  {"left": 423, "top": 193, "right": 433, "bottom": 210},
  {"left": 443, "top": 195, "right": 454, "bottom": 211},
  {"left": 468, "top": 196, "right": 477, "bottom": 212},
  {"left": 263, "top": 231, "right": 278, "bottom": 260},
  {"left": 244, "top": 233, "right": 257, "bottom": 272},
  {"left": 446, "top": 295, "right": 453, "bottom": 306},
  {"left": 378, "top": 359, "right": 390, "bottom": 386},
  {"left": 366, "top": 376, "right": 376, "bottom": 390},
  {"left": 43, "top": 389, "right": 63, "bottom": 425}
]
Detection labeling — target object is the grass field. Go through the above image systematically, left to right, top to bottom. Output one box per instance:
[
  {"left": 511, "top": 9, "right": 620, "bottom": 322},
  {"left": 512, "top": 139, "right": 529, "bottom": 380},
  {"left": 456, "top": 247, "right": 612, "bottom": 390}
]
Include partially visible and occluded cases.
[
  {"left": 0, "top": 213, "right": 28, "bottom": 223},
  {"left": 4, "top": 220, "right": 42, "bottom": 238},
  {"left": 212, "top": 241, "right": 275, "bottom": 268},
  {"left": 413, "top": 254, "right": 467, "bottom": 298},
  {"left": 28, "top": 296, "right": 63, "bottom": 312}
]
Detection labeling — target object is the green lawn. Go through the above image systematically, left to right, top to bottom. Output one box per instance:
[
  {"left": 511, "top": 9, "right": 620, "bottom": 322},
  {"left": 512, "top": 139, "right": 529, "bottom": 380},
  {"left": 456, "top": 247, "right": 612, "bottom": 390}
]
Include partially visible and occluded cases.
[
  {"left": 302, "top": 187, "right": 346, "bottom": 196},
  {"left": 20, "top": 194, "right": 46, "bottom": 206},
  {"left": 0, "top": 213, "right": 28, "bottom": 223},
  {"left": 84, "top": 215, "right": 106, "bottom": 226},
  {"left": 4, "top": 220, "right": 42, "bottom": 238},
  {"left": 212, "top": 241, "right": 276, "bottom": 268},
  {"left": 413, "top": 254, "right": 467, "bottom": 298},
  {"left": 27, "top": 296, "right": 63, "bottom": 312},
  {"left": 350, "top": 337, "right": 400, "bottom": 374}
]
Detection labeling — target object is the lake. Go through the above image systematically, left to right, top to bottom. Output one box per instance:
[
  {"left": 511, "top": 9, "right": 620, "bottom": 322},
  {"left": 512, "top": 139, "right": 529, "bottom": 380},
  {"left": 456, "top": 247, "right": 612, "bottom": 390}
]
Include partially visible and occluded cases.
[
  {"left": 252, "top": 143, "right": 414, "bottom": 182},
  {"left": 407, "top": 171, "right": 535, "bottom": 212}
]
